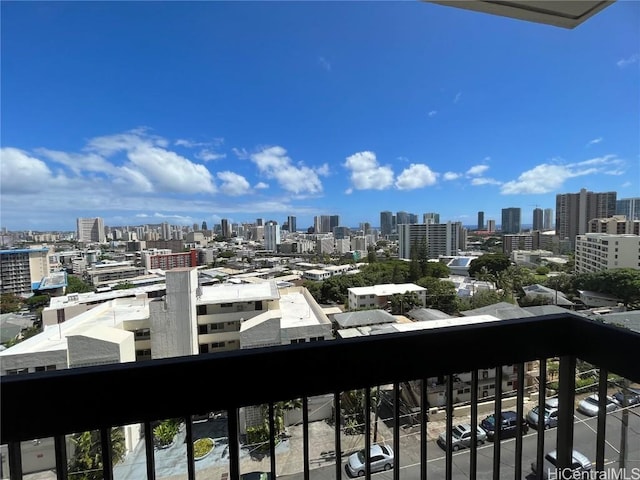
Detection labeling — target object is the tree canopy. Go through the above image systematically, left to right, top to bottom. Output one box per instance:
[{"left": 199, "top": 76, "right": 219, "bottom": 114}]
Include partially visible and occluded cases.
[{"left": 468, "top": 253, "right": 512, "bottom": 278}]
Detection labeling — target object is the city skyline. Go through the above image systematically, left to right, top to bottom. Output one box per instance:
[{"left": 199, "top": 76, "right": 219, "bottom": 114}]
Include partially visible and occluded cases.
[{"left": 1, "top": 2, "right": 638, "bottom": 231}]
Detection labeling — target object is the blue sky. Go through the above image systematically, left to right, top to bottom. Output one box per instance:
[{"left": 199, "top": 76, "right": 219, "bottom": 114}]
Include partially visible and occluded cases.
[{"left": 1, "top": 1, "right": 638, "bottom": 232}]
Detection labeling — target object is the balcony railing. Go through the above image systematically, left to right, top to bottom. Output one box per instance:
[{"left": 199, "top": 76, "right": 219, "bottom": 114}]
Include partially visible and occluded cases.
[{"left": 1, "top": 311, "right": 639, "bottom": 480}]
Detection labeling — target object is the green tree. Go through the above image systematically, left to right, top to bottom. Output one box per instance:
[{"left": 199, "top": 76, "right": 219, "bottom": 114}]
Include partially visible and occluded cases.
[
  {"left": 468, "top": 253, "right": 511, "bottom": 278},
  {"left": 423, "top": 261, "right": 450, "bottom": 278},
  {"left": 573, "top": 268, "right": 640, "bottom": 308},
  {"left": 66, "top": 275, "right": 93, "bottom": 294},
  {"left": 416, "top": 277, "right": 459, "bottom": 314},
  {"left": 112, "top": 281, "right": 135, "bottom": 290},
  {"left": 458, "top": 289, "right": 507, "bottom": 311},
  {"left": 389, "top": 291, "right": 421, "bottom": 314},
  {"left": 0, "top": 293, "right": 23, "bottom": 313},
  {"left": 25, "top": 294, "right": 50, "bottom": 311},
  {"left": 68, "top": 428, "right": 126, "bottom": 480}
]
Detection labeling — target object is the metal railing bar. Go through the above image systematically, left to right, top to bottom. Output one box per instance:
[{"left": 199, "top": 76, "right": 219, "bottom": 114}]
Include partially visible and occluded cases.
[
  {"left": 556, "top": 355, "right": 577, "bottom": 471},
  {"left": 515, "top": 363, "right": 525, "bottom": 480},
  {"left": 492, "top": 367, "right": 503, "bottom": 480},
  {"left": 470, "top": 369, "right": 478, "bottom": 480},
  {"left": 596, "top": 369, "right": 608, "bottom": 472},
  {"left": 445, "top": 374, "right": 453, "bottom": 480},
  {"left": 420, "top": 378, "right": 428, "bottom": 480},
  {"left": 393, "top": 382, "right": 400, "bottom": 480},
  {"left": 334, "top": 392, "right": 342, "bottom": 480},
  {"left": 303, "top": 396, "right": 310, "bottom": 480},
  {"left": 228, "top": 408, "right": 240, "bottom": 480},
  {"left": 144, "top": 421, "right": 156, "bottom": 480},
  {"left": 100, "top": 427, "right": 114, "bottom": 480},
  {"left": 54, "top": 434, "right": 68, "bottom": 480}
]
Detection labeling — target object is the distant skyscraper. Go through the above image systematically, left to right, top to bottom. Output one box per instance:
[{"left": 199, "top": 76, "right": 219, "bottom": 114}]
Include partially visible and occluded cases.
[
  {"left": 556, "top": 188, "right": 616, "bottom": 244},
  {"left": 616, "top": 197, "right": 640, "bottom": 221},
  {"left": 501, "top": 208, "right": 521, "bottom": 234},
  {"left": 532, "top": 208, "right": 543, "bottom": 231},
  {"left": 543, "top": 208, "right": 553, "bottom": 231},
  {"left": 380, "top": 211, "right": 393, "bottom": 235},
  {"left": 396, "top": 211, "right": 410, "bottom": 226},
  {"left": 477, "top": 211, "right": 484, "bottom": 230},
  {"left": 423, "top": 212, "right": 440, "bottom": 224},
  {"left": 287, "top": 215, "right": 297, "bottom": 233},
  {"left": 76, "top": 217, "right": 105, "bottom": 243},
  {"left": 256, "top": 218, "right": 264, "bottom": 227},
  {"left": 221, "top": 219, "right": 232, "bottom": 238},
  {"left": 487, "top": 219, "right": 496, "bottom": 232},
  {"left": 201, "top": 221, "right": 208, "bottom": 231},
  {"left": 264, "top": 221, "right": 281, "bottom": 252},
  {"left": 161, "top": 222, "right": 171, "bottom": 240}
]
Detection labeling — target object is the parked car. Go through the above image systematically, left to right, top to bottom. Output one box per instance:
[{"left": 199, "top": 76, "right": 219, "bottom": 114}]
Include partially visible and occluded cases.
[
  {"left": 612, "top": 387, "right": 640, "bottom": 407},
  {"left": 577, "top": 394, "right": 617, "bottom": 416},
  {"left": 526, "top": 404, "right": 559, "bottom": 430},
  {"left": 480, "top": 411, "right": 529, "bottom": 440},
  {"left": 437, "top": 423, "right": 487, "bottom": 451},
  {"left": 345, "top": 444, "right": 394, "bottom": 477},
  {"left": 531, "top": 449, "right": 592, "bottom": 479},
  {"left": 241, "top": 473, "right": 272, "bottom": 480}
]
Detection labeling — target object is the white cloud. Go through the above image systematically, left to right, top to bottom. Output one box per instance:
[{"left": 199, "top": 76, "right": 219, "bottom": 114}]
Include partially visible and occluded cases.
[
  {"left": 617, "top": 53, "right": 639, "bottom": 68},
  {"left": 454, "top": 92, "right": 462, "bottom": 104},
  {"left": 428, "top": 110, "right": 437, "bottom": 117},
  {"left": 586, "top": 137, "right": 603, "bottom": 147},
  {"left": 250, "top": 146, "right": 323, "bottom": 195},
  {"left": 232, "top": 147, "right": 251, "bottom": 160},
  {"left": 0, "top": 148, "right": 57, "bottom": 193},
  {"left": 35, "top": 148, "right": 116, "bottom": 176},
  {"left": 196, "top": 149, "right": 226, "bottom": 161},
  {"left": 343, "top": 151, "right": 394, "bottom": 190},
  {"left": 499, "top": 155, "right": 624, "bottom": 194},
  {"left": 395, "top": 164, "right": 438, "bottom": 190},
  {"left": 466, "top": 164, "right": 489, "bottom": 176},
  {"left": 217, "top": 171, "right": 251, "bottom": 196},
  {"left": 443, "top": 172, "right": 461, "bottom": 181},
  {"left": 471, "top": 177, "right": 501, "bottom": 186},
  {"left": 254, "top": 182, "right": 269, "bottom": 189}
]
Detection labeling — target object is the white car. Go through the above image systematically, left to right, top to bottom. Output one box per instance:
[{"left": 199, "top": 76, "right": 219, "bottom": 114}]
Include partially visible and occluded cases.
[
  {"left": 577, "top": 394, "right": 617, "bottom": 416},
  {"left": 345, "top": 444, "right": 394, "bottom": 477},
  {"left": 531, "top": 449, "right": 592, "bottom": 479}
]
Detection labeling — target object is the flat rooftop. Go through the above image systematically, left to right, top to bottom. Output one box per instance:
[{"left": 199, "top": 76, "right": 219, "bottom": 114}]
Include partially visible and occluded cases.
[{"left": 197, "top": 281, "right": 280, "bottom": 304}]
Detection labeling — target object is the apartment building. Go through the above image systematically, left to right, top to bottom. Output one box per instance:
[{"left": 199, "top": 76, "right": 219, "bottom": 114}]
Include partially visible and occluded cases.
[
  {"left": 556, "top": 188, "right": 617, "bottom": 247},
  {"left": 616, "top": 197, "right": 640, "bottom": 221},
  {"left": 501, "top": 207, "right": 521, "bottom": 234},
  {"left": 588, "top": 215, "right": 640, "bottom": 235},
  {"left": 76, "top": 217, "right": 105, "bottom": 244},
  {"left": 398, "top": 222, "right": 466, "bottom": 260},
  {"left": 574, "top": 233, "right": 640, "bottom": 274},
  {"left": 502, "top": 234, "right": 535, "bottom": 254},
  {"left": 0, "top": 248, "right": 50, "bottom": 296},
  {"left": 140, "top": 249, "right": 198, "bottom": 271},
  {"left": 84, "top": 262, "right": 146, "bottom": 287},
  {"left": 1, "top": 267, "right": 332, "bottom": 374},
  {"left": 347, "top": 283, "right": 427, "bottom": 311}
]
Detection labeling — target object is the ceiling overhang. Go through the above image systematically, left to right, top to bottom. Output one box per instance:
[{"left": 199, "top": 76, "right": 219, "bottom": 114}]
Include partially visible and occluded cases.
[{"left": 427, "top": 1, "right": 615, "bottom": 29}]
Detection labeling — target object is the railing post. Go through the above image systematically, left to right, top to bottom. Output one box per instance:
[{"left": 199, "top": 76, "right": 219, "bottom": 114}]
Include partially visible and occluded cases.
[
  {"left": 556, "top": 355, "right": 576, "bottom": 470},
  {"left": 535, "top": 358, "right": 547, "bottom": 480},
  {"left": 515, "top": 363, "right": 525, "bottom": 480},
  {"left": 492, "top": 367, "right": 503, "bottom": 480},
  {"left": 596, "top": 368, "right": 608, "bottom": 473},
  {"left": 470, "top": 370, "right": 478, "bottom": 480},
  {"left": 445, "top": 374, "right": 453, "bottom": 480},
  {"left": 420, "top": 379, "right": 428, "bottom": 480},
  {"left": 393, "top": 382, "right": 400, "bottom": 480},
  {"left": 365, "top": 387, "right": 372, "bottom": 479},
  {"left": 334, "top": 392, "right": 342, "bottom": 480},
  {"left": 303, "top": 396, "right": 310, "bottom": 480},
  {"left": 268, "top": 403, "right": 277, "bottom": 479},
  {"left": 228, "top": 408, "right": 240, "bottom": 480},
  {"left": 185, "top": 417, "right": 195, "bottom": 480},
  {"left": 144, "top": 421, "right": 156, "bottom": 480},
  {"left": 100, "top": 427, "right": 113, "bottom": 480},
  {"left": 54, "top": 434, "right": 68, "bottom": 480},
  {"left": 7, "top": 441, "right": 22, "bottom": 480}
]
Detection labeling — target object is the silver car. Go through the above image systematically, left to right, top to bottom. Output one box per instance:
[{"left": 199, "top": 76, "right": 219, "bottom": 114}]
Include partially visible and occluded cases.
[
  {"left": 577, "top": 394, "right": 617, "bottom": 416},
  {"left": 526, "top": 404, "right": 559, "bottom": 430},
  {"left": 437, "top": 423, "right": 487, "bottom": 451},
  {"left": 345, "top": 444, "right": 394, "bottom": 477},
  {"left": 531, "top": 449, "right": 592, "bottom": 479}
]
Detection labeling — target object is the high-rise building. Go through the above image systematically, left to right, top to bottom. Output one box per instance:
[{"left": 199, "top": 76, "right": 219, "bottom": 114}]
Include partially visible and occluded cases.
[
  {"left": 556, "top": 188, "right": 616, "bottom": 246},
  {"left": 616, "top": 197, "right": 640, "bottom": 221},
  {"left": 501, "top": 208, "right": 521, "bottom": 234},
  {"left": 532, "top": 208, "right": 543, "bottom": 231},
  {"left": 543, "top": 209, "right": 553, "bottom": 231},
  {"left": 380, "top": 211, "right": 393, "bottom": 236},
  {"left": 396, "top": 211, "right": 410, "bottom": 226},
  {"left": 477, "top": 211, "right": 485, "bottom": 230},
  {"left": 423, "top": 212, "right": 440, "bottom": 225},
  {"left": 313, "top": 215, "right": 340, "bottom": 234},
  {"left": 588, "top": 215, "right": 640, "bottom": 235},
  {"left": 287, "top": 216, "right": 297, "bottom": 233},
  {"left": 76, "top": 217, "right": 105, "bottom": 243},
  {"left": 221, "top": 219, "right": 232, "bottom": 239},
  {"left": 487, "top": 219, "right": 496, "bottom": 232},
  {"left": 201, "top": 221, "right": 208, "bottom": 231},
  {"left": 161, "top": 222, "right": 171, "bottom": 241},
  {"left": 264, "top": 222, "right": 281, "bottom": 252},
  {"left": 398, "top": 222, "right": 465, "bottom": 260},
  {"left": 334, "top": 226, "right": 350, "bottom": 240},
  {"left": 0, "top": 248, "right": 51, "bottom": 296}
]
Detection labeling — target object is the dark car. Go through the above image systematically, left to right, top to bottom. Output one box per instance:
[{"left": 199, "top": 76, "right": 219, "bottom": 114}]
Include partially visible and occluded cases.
[
  {"left": 612, "top": 388, "right": 640, "bottom": 407},
  {"left": 481, "top": 411, "right": 529, "bottom": 440}
]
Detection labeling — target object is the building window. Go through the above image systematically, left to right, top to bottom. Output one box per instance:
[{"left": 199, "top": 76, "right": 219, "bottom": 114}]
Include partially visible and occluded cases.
[
  {"left": 220, "top": 303, "right": 233, "bottom": 308},
  {"left": 197, "top": 305, "right": 207, "bottom": 315},
  {"left": 57, "top": 309, "right": 66, "bottom": 324},
  {"left": 198, "top": 325, "right": 208, "bottom": 335},
  {"left": 309, "top": 336, "right": 324, "bottom": 342},
  {"left": 291, "top": 338, "right": 306, "bottom": 344},
  {"left": 211, "top": 342, "right": 225, "bottom": 349},
  {"left": 199, "top": 344, "right": 209, "bottom": 354}
]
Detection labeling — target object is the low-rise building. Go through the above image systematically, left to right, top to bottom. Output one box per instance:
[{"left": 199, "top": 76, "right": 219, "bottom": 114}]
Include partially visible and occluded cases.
[
  {"left": 574, "top": 233, "right": 640, "bottom": 274},
  {"left": 347, "top": 283, "right": 427, "bottom": 311}
]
